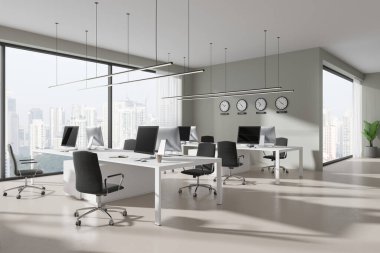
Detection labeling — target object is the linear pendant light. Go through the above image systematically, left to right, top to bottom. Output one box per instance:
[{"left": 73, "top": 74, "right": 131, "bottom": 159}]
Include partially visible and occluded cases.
[
  {"left": 165, "top": 29, "right": 295, "bottom": 100},
  {"left": 178, "top": 89, "right": 295, "bottom": 101}
]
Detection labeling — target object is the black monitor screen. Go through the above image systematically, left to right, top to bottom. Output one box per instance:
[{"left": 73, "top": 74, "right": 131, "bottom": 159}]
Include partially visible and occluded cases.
[
  {"left": 61, "top": 126, "right": 79, "bottom": 147},
  {"left": 134, "top": 126, "right": 159, "bottom": 155},
  {"left": 178, "top": 126, "right": 191, "bottom": 141},
  {"left": 237, "top": 126, "right": 261, "bottom": 144}
]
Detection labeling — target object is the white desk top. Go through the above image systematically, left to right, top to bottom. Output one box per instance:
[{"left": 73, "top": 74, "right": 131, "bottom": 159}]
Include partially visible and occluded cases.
[
  {"left": 182, "top": 143, "right": 302, "bottom": 152},
  {"left": 34, "top": 149, "right": 221, "bottom": 171}
]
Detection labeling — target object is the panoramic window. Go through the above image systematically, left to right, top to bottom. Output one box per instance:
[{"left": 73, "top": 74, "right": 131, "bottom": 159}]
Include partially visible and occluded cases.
[
  {"left": 4, "top": 47, "right": 107, "bottom": 178},
  {"left": 111, "top": 66, "right": 182, "bottom": 148},
  {"left": 323, "top": 68, "right": 353, "bottom": 164}
]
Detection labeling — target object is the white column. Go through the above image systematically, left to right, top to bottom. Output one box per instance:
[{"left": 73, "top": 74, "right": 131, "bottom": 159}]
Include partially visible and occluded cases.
[
  {"left": 216, "top": 159, "right": 223, "bottom": 205},
  {"left": 154, "top": 166, "right": 162, "bottom": 226}
]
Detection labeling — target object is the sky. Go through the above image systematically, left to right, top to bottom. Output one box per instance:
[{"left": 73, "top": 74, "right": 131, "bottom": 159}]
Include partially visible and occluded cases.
[
  {"left": 5, "top": 47, "right": 161, "bottom": 129},
  {"left": 323, "top": 69, "right": 353, "bottom": 118}
]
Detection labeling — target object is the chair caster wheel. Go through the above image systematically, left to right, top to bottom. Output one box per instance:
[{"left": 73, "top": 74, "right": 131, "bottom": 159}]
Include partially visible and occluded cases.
[
  {"left": 163, "top": 171, "right": 166, "bottom": 174},
  {"left": 286, "top": 171, "right": 289, "bottom": 174},
  {"left": 213, "top": 178, "right": 216, "bottom": 182},
  {"left": 242, "top": 181, "right": 246, "bottom": 185},
  {"left": 223, "top": 182, "right": 226, "bottom": 185},
  {"left": 42, "top": 187, "right": 46, "bottom": 190},
  {"left": 209, "top": 188, "right": 212, "bottom": 192},
  {"left": 178, "top": 189, "right": 182, "bottom": 194},
  {"left": 41, "top": 191, "right": 45, "bottom": 196},
  {"left": 213, "top": 191, "right": 217, "bottom": 196},
  {"left": 3, "top": 192, "right": 7, "bottom": 196},
  {"left": 193, "top": 193, "right": 197, "bottom": 197},
  {"left": 16, "top": 195, "right": 21, "bottom": 199},
  {"left": 104, "top": 208, "right": 107, "bottom": 212},
  {"left": 122, "top": 210, "right": 127, "bottom": 216},
  {"left": 74, "top": 211, "right": 79, "bottom": 217},
  {"left": 75, "top": 220, "right": 81, "bottom": 226},
  {"left": 109, "top": 220, "right": 114, "bottom": 226}
]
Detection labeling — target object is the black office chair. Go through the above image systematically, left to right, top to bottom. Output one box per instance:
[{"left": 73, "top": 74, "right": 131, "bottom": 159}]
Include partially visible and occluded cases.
[
  {"left": 201, "top": 135, "right": 214, "bottom": 143},
  {"left": 262, "top": 137, "right": 289, "bottom": 173},
  {"left": 123, "top": 139, "right": 136, "bottom": 151},
  {"left": 217, "top": 141, "right": 246, "bottom": 185},
  {"left": 178, "top": 142, "right": 217, "bottom": 197},
  {"left": 3, "top": 144, "right": 46, "bottom": 199},
  {"left": 72, "top": 151, "right": 127, "bottom": 226}
]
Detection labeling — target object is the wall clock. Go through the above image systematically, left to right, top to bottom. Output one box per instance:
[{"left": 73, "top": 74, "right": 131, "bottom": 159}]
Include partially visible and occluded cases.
[
  {"left": 275, "top": 96, "right": 289, "bottom": 110},
  {"left": 255, "top": 98, "right": 267, "bottom": 111},
  {"left": 236, "top": 99, "right": 248, "bottom": 112},
  {"left": 219, "top": 100, "right": 230, "bottom": 112}
]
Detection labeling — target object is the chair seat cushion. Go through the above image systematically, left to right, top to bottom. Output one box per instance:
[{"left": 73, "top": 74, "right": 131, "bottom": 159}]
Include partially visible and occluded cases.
[
  {"left": 263, "top": 155, "right": 275, "bottom": 160},
  {"left": 181, "top": 167, "right": 212, "bottom": 177},
  {"left": 17, "top": 169, "right": 43, "bottom": 177},
  {"left": 102, "top": 183, "right": 124, "bottom": 195}
]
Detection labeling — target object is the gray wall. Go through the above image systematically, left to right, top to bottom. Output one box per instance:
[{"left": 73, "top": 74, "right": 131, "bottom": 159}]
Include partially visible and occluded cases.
[
  {"left": 189, "top": 48, "right": 363, "bottom": 171},
  {"left": 189, "top": 48, "right": 322, "bottom": 170},
  {"left": 362, "top": 73, "right": 380, "bottom": 148}
]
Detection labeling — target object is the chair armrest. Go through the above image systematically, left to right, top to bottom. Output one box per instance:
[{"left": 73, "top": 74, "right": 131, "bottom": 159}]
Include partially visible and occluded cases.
[
  {"left": 238, "top": 154, "right": 244, "bottom": 163},
  {"left": 19, "top": 158, "right": 35, "bottom": 162},
  {"left": 20, "top": 161, "right": 38, "bottom": 165},
  {"left": 104, "top": 173, "right": 125, "bottom": 194}
]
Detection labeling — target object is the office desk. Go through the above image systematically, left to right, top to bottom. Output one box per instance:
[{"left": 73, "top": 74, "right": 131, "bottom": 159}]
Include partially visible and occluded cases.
[
  {"left": 182, "top": 143, "right": 303, "bottom": 185},
  {"left": 34, "top": 149, "right": 222, "bottom": 226}
]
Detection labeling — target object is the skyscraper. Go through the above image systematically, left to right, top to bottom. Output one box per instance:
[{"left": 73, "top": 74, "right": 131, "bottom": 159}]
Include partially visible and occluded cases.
[
  {"left": 50, "top": 107, "right": 65, "bottom": 149},
  {"left": 29, "top": 119, "right": 46, "bottom": 154}
]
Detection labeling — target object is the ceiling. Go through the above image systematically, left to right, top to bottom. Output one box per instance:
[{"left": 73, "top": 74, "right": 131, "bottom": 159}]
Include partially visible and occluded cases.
[{"left": 0, "top": 0, "right": 379, "bottom": 73}]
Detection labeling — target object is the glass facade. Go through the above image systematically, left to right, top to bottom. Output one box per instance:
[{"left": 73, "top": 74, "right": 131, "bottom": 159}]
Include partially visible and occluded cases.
[
  {"left": 0, "top": 45, "right": 181, "bottom": 179},
  {"left": 323, "top": 69, "right": 353, "bottom": 163}
]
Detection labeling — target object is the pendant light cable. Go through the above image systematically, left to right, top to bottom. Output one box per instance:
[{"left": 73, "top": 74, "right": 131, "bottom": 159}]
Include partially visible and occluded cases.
[
  {"left": 155, "top": 0, "right": 158, "bottom": 65},
  {"left": 187, "top": 0, "right": 190, "bottom": 70},
  {"left": 95, "top": 2, "right": 99, "bottom": 77},
  {"left": 126, "top": 12, "right": 130, "bottom": 81},
  {"left": 55, "top": 22, "right": 58, "bottom": 86},
  {"left": 264, "top": 29, "right": 267, "bottom": 88},
  {"left": 85, "top": 30, "right": 88, "bottom": 88},
  {"left": 277, "top": 36, "right": 280, "bottom": 88},
  {"left": 210, "top": 42, "right": 213, "bottom": 93},
  {"left": 225, "top": 48, "right": 227, "bottom": 92}
]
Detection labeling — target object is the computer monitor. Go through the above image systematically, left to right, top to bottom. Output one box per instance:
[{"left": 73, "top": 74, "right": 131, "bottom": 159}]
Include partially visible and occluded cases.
[
  {"left": 61, "top": 126, "right": 79, "bottom": 147},
  {"left": 86, "top": 126, "right": 104, "bottom": 149},
  {"left": 134, "top": 126, "right": 159, "bottom": 155},
  {"left": 178, "top": 126, "right": 191, "bottom": 142},
  {"left": 189, "top": 126, "right": 199, "bottom": 142},
  {"left": 237, "top": 126, "right": 261, "bottom": 145},
  {"left": 260, "top": 126, "right": 276, "bottom": 145},
  {"left": 156, "top": 127, "right": 182, "bottom": 152}
]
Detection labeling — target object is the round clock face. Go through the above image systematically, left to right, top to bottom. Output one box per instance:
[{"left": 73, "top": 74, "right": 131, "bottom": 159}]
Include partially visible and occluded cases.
[
  {"left": 275, "top": 96, "right": 288, "bottom": 110},
  {"left": 255, "top": 98, "right": 267, "bottom": 111},
  {"left": 236, "top": 99, "right": 248, "bottom": 112},
  {"left": 219, "top": 100, "right": 230, "bottom": 112}
]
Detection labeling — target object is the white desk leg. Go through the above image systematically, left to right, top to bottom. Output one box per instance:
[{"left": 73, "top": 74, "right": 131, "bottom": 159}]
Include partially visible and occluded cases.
[
  {"left": 299, "top": 148, "right": 303, "bottom": 179},
  {"left": 275, "top": 150, "right": 280, "bottom": 185},
  {"left": 216, "top": 161, "right": 223, "bottom": 205},
  {"left": 155, "top": 167, "right": 162, "bottom": 226}
]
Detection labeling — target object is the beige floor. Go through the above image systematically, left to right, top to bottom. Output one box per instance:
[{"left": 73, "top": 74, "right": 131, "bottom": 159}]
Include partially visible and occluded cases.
[{"left": 1, "top": 159, "right": 380, "bottom": 253}]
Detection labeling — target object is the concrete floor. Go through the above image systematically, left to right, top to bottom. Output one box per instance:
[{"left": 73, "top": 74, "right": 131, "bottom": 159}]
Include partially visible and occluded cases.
[{"left": 1, "top": 158, "right": 380, "bottom": 253}]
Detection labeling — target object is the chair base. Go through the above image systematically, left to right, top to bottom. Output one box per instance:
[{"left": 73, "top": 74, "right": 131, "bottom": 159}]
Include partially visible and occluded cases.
[
  {"left": 261, "top": 164, "right": 288, "bottom": 174},
  {"left": 213, "top": 169, "right": 246, "bottom": 185},
  {"left": 3, "top": 177, "right": 45, "bottom": 199},
  {"left": 178, "top": 177, "right": 217, "bottom": 197},
  {"left": 74, "top": 196, "right": 127, "bottom": 226}
]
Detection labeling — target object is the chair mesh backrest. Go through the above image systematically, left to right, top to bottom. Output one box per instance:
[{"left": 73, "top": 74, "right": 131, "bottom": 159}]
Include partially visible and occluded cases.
[
  {"left": 201, "top": 135, "right": 214, "bottom": 143},
  {"left": 275, "top": 137, "right": 288, "bottom": 158},
  {"left": 123, "top": 139, "right": 136, "bottom": 150},
  {"left": 217, "top": 141, "right": 239, "bottom": 167},
  {"left": 196, "top": 142, "right": 216, "bottom": 172},
  {"left": 7, "top": 144, "right": 18, "bottom": 175},
  {"left": 73, "top": 151, "right": 103, "bottom": 194}
]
